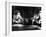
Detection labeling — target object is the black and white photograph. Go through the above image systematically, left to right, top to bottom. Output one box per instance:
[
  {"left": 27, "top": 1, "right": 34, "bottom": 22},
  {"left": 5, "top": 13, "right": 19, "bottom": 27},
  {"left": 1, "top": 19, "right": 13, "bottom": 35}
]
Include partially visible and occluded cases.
[
  {"left": 1, "top": 0, "right": 46, "bottom": 36},
  {"left": 12, "top": 6, "right": 41, "bottom": 31}
]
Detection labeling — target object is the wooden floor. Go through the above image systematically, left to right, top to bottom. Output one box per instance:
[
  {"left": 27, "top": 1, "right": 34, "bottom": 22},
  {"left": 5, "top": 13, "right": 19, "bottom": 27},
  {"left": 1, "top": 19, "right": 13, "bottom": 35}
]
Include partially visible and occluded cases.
[{"left": 12, "top": 25, "right": 41, "bottom": 31}]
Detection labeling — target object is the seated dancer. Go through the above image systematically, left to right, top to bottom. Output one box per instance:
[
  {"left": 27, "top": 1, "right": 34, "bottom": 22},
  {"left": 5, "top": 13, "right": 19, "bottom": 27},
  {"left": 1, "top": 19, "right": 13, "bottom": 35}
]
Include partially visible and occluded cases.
[
  {"left": 13, "top": 10, "right": 24, "bottom": 24},
  {"left": 31, "top": 14, "right": 41, "bottom": 27}
]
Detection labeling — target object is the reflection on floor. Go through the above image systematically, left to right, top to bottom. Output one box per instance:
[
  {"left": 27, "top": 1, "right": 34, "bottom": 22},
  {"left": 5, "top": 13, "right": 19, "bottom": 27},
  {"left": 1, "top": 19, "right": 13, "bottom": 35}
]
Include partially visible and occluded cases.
[{"left": 12, "top": 24, "right": 41, "bottom": 31}]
